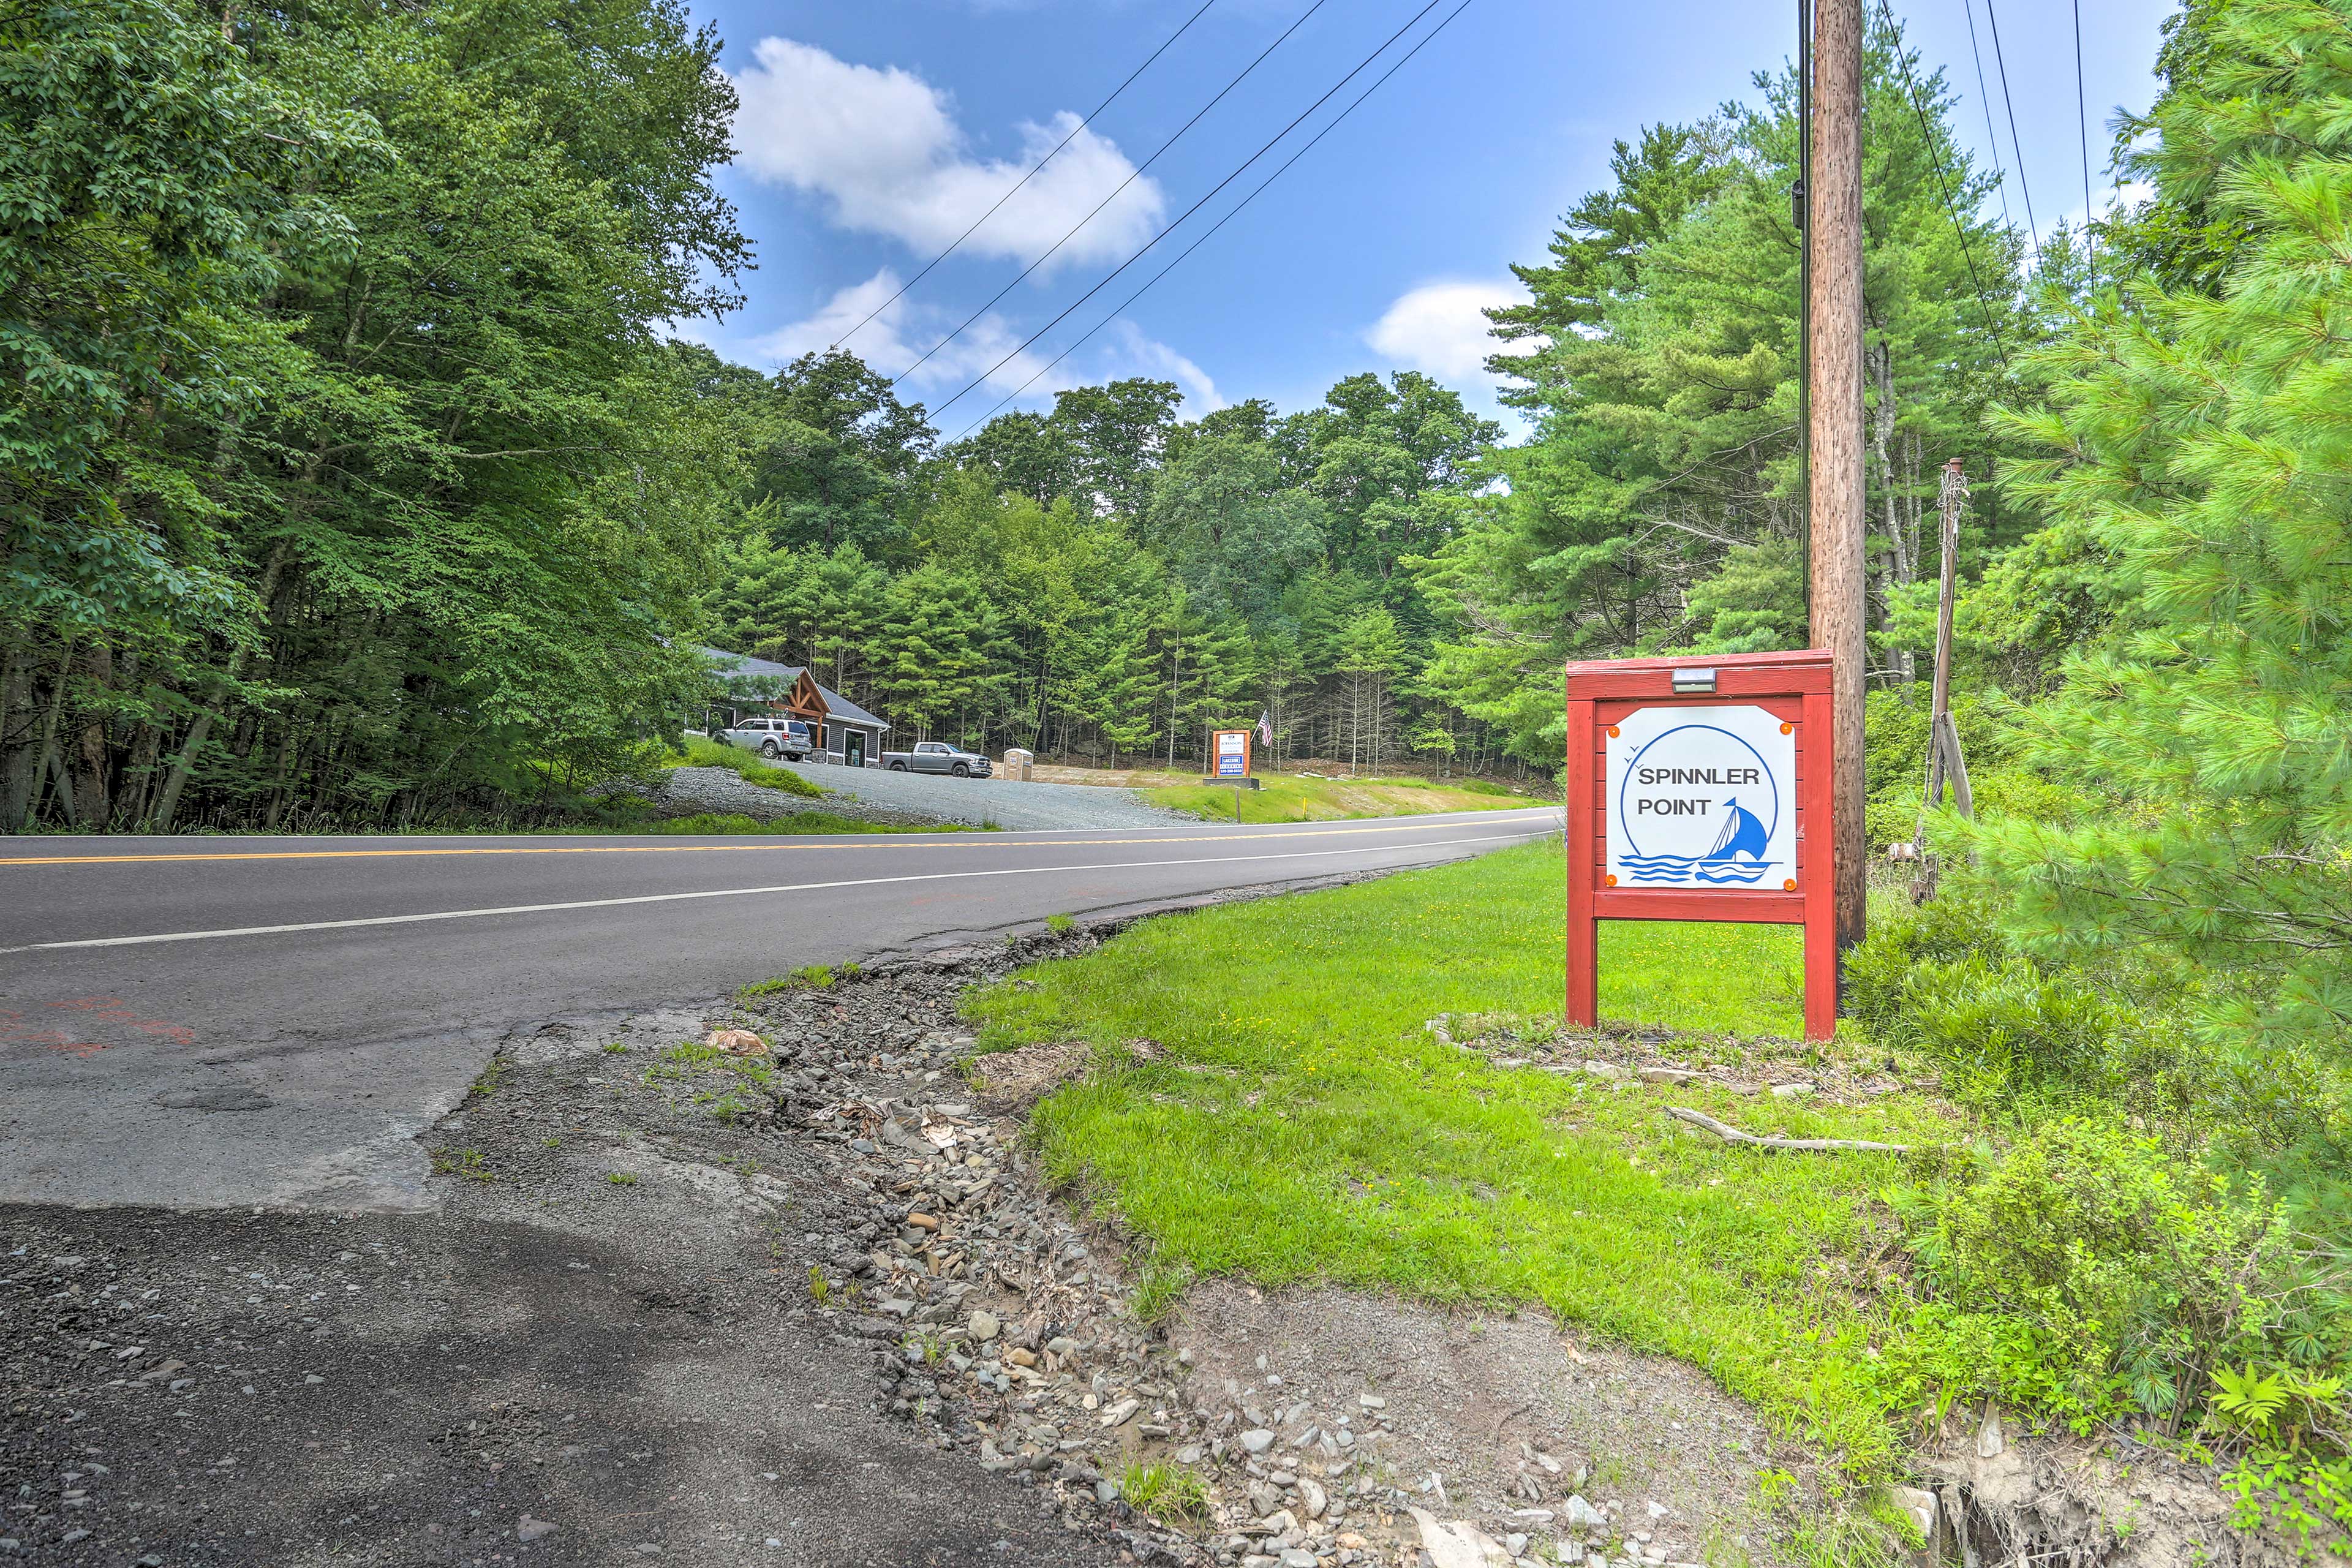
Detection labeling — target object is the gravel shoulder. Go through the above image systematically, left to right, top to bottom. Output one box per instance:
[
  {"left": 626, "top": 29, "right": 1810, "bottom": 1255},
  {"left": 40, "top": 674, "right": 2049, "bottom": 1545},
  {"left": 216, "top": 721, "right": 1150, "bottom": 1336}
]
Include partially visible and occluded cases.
[{"left": 781, "top": 763, "right": 1196, "bottom": 831}]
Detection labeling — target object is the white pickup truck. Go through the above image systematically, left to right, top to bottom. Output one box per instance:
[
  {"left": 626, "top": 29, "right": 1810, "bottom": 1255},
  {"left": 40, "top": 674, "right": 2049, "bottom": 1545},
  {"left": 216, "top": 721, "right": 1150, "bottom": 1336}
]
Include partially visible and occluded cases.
[{"left": 718, "top": 715, "right": 816, "bottom": 761}]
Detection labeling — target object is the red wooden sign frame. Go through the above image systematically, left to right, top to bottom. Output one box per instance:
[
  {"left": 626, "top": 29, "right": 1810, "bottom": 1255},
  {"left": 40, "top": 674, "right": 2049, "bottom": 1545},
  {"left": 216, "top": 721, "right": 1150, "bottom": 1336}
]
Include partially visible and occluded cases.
[{"left": 1564, "top": 649, "right": 1837, "bottom": 1041}]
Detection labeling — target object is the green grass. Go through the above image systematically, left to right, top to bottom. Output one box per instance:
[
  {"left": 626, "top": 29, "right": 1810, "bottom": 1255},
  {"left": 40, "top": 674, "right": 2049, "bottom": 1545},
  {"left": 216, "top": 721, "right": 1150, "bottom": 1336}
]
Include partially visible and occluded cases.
[
  {"left": 671, "top": 734, "right": 826, "bottom": 796},
  {"left": 1142, "top": 771, "right": 1544, "bottom": 824},
  {"left": 965, "top": 837, "right": 1953, "bottom": 1474},
  {"left": 741, "top": 963, "right": 837, "bottom": 996},
  {"left": 1117, "top": 1460, "right": 1212, "bottom": 1524}
]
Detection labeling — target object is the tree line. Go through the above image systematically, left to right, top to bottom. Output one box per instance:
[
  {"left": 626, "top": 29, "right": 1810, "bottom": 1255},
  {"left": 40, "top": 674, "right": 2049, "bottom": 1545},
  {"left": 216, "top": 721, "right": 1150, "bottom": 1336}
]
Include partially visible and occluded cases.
[
  {"left": 4, "top": 0, "right": 747, "bottom": 831},
  {"left": 0, "top": 1, "right": 2074, "bottom": 832},
  {"left": 699, "top": 354, "right": 1515, "bottom": 777}
]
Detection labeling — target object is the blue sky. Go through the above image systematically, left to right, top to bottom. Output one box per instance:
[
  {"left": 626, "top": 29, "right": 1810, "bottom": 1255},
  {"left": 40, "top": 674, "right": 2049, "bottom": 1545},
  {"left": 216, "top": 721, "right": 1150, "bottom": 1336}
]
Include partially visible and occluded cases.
[{"left": 679, "top": 0, "right": 2180, "bottom": 434}]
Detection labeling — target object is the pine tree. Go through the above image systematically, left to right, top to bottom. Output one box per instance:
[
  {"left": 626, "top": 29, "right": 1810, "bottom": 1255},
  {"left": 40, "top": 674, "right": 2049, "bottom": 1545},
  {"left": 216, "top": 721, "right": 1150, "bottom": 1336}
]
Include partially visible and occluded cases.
[{"left": 1973, "top": 0, "right": 2352, "bottom": 1064}]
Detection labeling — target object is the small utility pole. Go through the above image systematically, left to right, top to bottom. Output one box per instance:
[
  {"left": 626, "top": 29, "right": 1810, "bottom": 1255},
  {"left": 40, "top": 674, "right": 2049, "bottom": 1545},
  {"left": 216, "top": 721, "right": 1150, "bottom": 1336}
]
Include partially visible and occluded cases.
[
  {"left": 1807, "top": 0, "right": 1868, "bottom": 962},
  {"left": 1923, "top": 459, "right": 1972, "bottom": 821}
]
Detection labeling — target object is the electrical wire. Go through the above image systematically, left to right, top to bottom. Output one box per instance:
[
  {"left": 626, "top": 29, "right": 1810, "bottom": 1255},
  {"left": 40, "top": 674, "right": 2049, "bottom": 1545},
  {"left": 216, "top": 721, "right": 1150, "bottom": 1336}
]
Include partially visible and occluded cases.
[
  {"left": 827, "top": 0, "right": 1219, "bottom": 353},
  {"left": 891, "top": 0, "right": 1333, "bottom": 386},
  {"left": 920, "top": 0, "right": 1456, "bottom": 423},
  {"left": 951, "top": 0, "right": 1476, "bottom": 440},
  {"left": 1877, "top": 0, "right": 2016, "bottom": 374},
  {"left": 1960, "top": 0, "right": 2017, "bottom": 240},
  {"left": 1980, "top": 0, "right": 2042, "bottom": 266},
  {"left": 2073, "top": 0, "right": 2095, "bottom": 284}
]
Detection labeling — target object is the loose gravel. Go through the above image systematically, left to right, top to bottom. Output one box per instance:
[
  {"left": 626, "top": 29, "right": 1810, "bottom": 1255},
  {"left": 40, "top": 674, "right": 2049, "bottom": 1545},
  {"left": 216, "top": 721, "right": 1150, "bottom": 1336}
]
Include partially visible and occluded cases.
[
  {"left": 782, "top": 763, "right": 1196, "bottom": 832},
  {"left": 649, "top": 765, "right": 938, "bottom": 826}
]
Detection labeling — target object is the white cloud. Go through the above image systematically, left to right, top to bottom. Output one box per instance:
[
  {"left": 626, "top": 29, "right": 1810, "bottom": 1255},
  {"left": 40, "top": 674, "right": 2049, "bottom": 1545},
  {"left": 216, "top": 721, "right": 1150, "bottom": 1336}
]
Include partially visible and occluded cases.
[
  {"left": 728, "top": 39, "right": 1163, "bottom": 268},
  {"left": 750, "top": 270, "right": 1065, "bottom": 409},
  {"left": 744, "top": 271, "right": 1219, "bottom": 427},
  {"left": 1365, "top": 279, "right": 1542, "bottom": 383},
  {"left": 1106, "top": 320, "right": 1223, "bottom": 416}
]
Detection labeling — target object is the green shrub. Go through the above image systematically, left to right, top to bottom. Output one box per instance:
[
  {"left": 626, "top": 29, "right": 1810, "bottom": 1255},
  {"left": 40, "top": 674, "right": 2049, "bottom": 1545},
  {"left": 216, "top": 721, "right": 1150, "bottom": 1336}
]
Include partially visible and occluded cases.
[
  {"left": 1845, "top": 890, "right": 2204, "bottom": 1119},
  {"left": 1890, "top": 1119, "right": 2331, "bottom": 1434}
]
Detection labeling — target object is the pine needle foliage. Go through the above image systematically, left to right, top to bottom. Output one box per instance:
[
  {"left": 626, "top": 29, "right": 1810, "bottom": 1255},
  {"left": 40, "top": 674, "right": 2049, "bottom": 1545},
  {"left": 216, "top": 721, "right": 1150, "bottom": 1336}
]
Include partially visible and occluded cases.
[{"left": 1977, "top": 0, "right": 2352, "bottom": 1079}]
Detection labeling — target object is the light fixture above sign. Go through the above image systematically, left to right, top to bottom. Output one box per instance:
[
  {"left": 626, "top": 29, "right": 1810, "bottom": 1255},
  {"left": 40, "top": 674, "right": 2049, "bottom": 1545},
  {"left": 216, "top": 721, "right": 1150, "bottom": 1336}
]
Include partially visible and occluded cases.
[{"left": 1670, "top": 667, "right": 1718, "bottom": 694}]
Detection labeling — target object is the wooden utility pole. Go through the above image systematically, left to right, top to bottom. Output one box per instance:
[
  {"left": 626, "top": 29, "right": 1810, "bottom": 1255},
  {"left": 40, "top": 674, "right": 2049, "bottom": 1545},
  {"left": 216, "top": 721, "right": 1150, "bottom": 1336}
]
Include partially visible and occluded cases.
[{"left": 1807, "top": 0, "right": 1868, "bottom": 962}]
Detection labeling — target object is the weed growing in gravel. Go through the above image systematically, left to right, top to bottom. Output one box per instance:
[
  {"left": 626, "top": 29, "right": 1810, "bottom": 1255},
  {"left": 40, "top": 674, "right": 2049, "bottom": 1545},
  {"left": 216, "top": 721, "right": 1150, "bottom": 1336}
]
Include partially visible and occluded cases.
[
  {"left": 1047, "top": 913, "right": 1076, "bottom": 934},
  {"left": 741, "top": 965, "right": 836, "bottom": 996},
  {"left": 665, "top": 1039, "right": 726, "bottom": 1066},
  {"left": 601, "top": 1040, "right": 628, "bottom": 1054},
  {"left": 470, "top": 1058, "right": 507, "bottom": 1096},
  {"left": 700, "top": 1090, "right": 754, "bottom": 1124},
  {"left": 541, "top": 1136, "right": 560, "bottom": 1149},
  {"left": 429, "top": 1148, "right": 492, "bottom": 1181},
  {"left": 605, "top": 1172, "right": 637, "bottom": 1186},
  {"left": 1129, "top": 1257, "right": 1194, "bottom": 1325},
  {"left": 807, "top": 1265, "right": 833, "bottom": 1306},
  {"left": 905, "top": 1327, "right": 944, "bottom": 1366},
  {"left": 1118, "top": 1461, "right": 1210, "bottom": 1525}
]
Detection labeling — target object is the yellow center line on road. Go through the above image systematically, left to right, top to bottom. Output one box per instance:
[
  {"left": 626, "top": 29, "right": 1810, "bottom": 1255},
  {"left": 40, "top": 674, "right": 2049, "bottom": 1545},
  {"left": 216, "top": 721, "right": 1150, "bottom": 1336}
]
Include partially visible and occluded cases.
[{"left": 0, "top": 811, "right": 1561, "bottom": 869}]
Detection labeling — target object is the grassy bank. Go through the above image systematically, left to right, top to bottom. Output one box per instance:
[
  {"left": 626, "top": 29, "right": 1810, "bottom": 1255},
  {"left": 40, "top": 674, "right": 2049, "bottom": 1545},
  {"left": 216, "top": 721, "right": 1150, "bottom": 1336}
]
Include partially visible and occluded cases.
[
  {"left": 667, "top": 736, "right": 826, "bottom": 797},
  {"left": 1141, "top": 770, "right": 1538, "bottom": 823},
  {"left": 967, "top": 839, "right": 1951, "bottom": 1472}
]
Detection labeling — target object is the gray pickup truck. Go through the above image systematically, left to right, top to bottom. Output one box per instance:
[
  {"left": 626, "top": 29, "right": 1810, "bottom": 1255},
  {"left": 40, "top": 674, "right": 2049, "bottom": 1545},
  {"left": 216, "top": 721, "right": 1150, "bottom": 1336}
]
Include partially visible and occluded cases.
[
  {"left": 718, "top": 715, "right": 815, "bottom": 761},
  {"left": 883, "top": 741, "right": 992, "bottom": 777}
]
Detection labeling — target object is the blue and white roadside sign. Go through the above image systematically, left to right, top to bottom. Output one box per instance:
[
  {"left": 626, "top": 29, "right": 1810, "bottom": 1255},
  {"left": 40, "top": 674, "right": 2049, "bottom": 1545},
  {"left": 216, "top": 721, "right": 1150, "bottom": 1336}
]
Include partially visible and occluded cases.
[
  {"left": 1605, "top": 704, "right": 1797, "bottom": 889},
  {"left": 1214, "top": 729, "right": 1250, "bottom": 777}
]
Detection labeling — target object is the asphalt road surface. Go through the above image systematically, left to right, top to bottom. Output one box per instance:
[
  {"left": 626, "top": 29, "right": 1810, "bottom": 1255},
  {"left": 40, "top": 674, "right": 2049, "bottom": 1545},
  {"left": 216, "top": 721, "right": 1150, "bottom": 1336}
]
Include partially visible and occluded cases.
[{"left": 1, "top": 810, "right": 1557, "bottom": 1213}]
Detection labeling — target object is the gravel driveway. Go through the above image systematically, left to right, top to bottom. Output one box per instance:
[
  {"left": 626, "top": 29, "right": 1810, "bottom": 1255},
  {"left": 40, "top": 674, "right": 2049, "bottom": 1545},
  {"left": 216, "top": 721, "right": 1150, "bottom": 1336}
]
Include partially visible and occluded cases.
[{"left": 785, "top": 761, "right": 1193, "bottom": 831}]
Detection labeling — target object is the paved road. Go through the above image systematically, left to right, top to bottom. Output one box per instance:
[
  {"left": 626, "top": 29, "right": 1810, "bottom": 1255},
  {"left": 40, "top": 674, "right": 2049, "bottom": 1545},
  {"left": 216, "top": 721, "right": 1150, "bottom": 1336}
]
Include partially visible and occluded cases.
[{"left": 1, "top": 810, "right": 1556, "bottom": 1212}]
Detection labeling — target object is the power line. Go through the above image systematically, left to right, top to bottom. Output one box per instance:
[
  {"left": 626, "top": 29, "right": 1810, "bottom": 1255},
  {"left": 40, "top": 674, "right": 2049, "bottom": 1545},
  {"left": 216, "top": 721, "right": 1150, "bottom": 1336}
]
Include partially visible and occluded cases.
[
  {"left": 828, "top": 0, "right": 1219, "bottom": 353},
  {"left": 892, "top": 0, "right": 1333, "bottom": 386},
  {"left": 921, "top": 0, "right": 1456, "bottom": 423},
  {"left": 954, "top": 0, "right": 1476, "bottom": 440},
  {"left": 1877, "top": 0, "right": 2015, "bottom": 374},
  {"left": 1959, "top": 0, "right": 2016, "bottom": 239},
  {"left": 1980, "top": 0, "right": 2042, "bottom": 266},
  {"left": 2073, "top": 0, "right": 2095, "bottom": 284}
]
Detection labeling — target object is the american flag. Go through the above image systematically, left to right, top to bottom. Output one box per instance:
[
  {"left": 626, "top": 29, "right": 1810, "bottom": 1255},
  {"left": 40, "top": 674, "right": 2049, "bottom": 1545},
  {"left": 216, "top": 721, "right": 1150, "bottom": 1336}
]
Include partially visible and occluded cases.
[{"left": 1254, "top": 709, "right": 1273, "bottom": 747}]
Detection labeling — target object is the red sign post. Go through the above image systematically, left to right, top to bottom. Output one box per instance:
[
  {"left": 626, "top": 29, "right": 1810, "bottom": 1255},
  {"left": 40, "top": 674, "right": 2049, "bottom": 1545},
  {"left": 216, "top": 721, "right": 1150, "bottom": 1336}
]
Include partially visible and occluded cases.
[{"left": 1564, "top": 649, "right": 1838, "bottom": 1041}]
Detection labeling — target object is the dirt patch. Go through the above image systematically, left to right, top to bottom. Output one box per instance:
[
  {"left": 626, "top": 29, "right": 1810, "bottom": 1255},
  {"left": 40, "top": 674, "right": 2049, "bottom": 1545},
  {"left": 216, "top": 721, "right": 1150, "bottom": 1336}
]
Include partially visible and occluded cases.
[
  {"left": 1430, "top": 1012, "right": 1926, "bottom": 1107},
  {"left": 968, "top": 1039, "right": 1092, "bottom": 1107},
  {"left": 1171, "top": 1280, "right": 1790, "bottom": 1565}
]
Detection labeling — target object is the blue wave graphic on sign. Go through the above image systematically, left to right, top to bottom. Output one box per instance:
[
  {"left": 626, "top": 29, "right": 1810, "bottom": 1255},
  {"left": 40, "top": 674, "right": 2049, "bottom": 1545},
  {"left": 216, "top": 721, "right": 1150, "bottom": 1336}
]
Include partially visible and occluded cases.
[{"left": 1620, "top": 854, "right": 1776, "bottom": 885}]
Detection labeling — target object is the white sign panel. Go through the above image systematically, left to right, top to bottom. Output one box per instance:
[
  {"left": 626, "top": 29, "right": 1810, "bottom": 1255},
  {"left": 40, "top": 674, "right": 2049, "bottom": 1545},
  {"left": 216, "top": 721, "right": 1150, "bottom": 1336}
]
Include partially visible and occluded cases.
[
  {"left": 1605, "top": 704, "right": 1795, "bottom": 889},
  {"left": 1214, "top": 731, "right": 1248, "bottom": 777}
]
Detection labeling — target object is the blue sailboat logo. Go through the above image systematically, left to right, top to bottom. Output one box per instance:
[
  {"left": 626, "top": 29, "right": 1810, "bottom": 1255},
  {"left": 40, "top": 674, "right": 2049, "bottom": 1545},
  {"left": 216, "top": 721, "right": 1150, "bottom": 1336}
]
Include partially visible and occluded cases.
[
  {"left": 1621, "top": 797, "right": 1774, "bottom": 883},
  {"left": 1708, "top": 797, "right": 1770, "bottom": 865}
]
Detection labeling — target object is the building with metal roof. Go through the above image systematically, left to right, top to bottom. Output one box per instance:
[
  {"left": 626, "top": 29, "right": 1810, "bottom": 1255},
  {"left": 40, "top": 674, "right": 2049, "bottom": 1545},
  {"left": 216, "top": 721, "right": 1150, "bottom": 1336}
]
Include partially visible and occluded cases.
[{"left": 698, "top": 646, "right": 891, "bottom": 768}]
